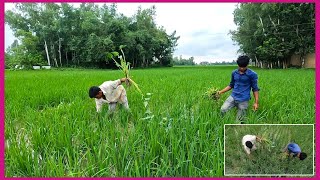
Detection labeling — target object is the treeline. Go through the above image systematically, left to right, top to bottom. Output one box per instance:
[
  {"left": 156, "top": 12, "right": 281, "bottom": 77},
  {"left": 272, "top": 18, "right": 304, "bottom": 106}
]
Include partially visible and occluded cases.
[
  {"left": 5, "top": 3, "right": 180, "bottom": 69},
  {"left": 231, "top": 3, "right": 315, "bottom": 69},
  {"left": 172, "top": 56, "right": 195, "bottom": 66},
  {"left": 199, "top": 61, "right": 237, "bottom": 66}
]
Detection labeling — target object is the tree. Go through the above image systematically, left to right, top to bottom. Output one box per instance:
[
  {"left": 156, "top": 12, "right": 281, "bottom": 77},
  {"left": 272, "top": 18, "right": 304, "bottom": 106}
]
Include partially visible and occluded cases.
[
  {"left": 5, "top": 3, "right": 180, "bottom": 69},
  {"left": 231, "top": 3, "right": 315, "bottom": 69},
  {"left": 8, "top": 30, "right": 44, "bottom": 68},
  {"left": 173, "top": 56, "right": 195, "bottom": 66}
]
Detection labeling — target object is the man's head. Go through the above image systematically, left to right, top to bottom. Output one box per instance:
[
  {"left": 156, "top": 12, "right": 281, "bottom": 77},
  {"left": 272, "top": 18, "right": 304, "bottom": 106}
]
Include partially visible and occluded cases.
[
  {"left": 237, "top": 55, "right": 250, "bottom": 72},
  {"left": 89, "top": 86, "right": 103, "bottom": 99},
  {"left": 245, "top": 141, "right": 253, "bottom": 149},
  {"left": 299, "top": 152, "right": 307, "bottom": 160}
]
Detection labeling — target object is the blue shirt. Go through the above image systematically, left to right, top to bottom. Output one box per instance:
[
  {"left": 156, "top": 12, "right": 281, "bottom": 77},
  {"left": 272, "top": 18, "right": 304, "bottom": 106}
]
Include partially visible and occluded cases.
[
  {"left": 229, "top": 68, "right": 260, "bottom": 102},
  {"left": 287, "top": 143, "right": 301, "bottom": 156}
]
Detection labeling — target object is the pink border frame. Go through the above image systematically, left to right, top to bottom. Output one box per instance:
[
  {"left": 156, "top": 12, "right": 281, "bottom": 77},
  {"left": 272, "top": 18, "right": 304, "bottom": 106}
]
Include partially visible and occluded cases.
[{"left": 1, "top": 0, "right": 318, "bottom": 179}]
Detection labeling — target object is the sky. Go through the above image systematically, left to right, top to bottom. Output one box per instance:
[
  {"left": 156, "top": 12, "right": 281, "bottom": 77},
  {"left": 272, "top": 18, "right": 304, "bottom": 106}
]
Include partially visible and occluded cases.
[{"left": 5, "top": 3, "right": 240, "bottom": 64}]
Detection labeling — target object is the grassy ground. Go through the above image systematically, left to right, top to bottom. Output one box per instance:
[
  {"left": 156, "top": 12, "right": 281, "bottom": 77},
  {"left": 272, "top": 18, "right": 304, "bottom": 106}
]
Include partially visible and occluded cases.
[
  {"left": 5, "top": 66, "right": 315, "bottom": 177},
  {"left": 224, "top": 125, "right": 314, "bottom": 176}
]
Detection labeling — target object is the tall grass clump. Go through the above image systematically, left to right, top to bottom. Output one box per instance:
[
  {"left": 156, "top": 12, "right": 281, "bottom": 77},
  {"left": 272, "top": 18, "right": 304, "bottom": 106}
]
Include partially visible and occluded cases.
[{"left": 107, "top": 45, "right": 143, "bottom": 97}]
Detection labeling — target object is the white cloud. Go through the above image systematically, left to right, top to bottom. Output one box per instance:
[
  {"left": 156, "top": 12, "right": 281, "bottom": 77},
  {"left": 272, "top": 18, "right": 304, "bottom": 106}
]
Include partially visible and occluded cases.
[
  {"left": 4, "top": 3, "right": 240, "bottom": 63},
  {"left": 115, "top": 3, "right": 240, "bottom": 63}
]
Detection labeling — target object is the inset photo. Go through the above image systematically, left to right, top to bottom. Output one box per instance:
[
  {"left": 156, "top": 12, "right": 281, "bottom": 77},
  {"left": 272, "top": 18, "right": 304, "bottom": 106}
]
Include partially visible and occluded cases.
[{"left": 224, "top": 124, "right": 314, "bottom": 177}]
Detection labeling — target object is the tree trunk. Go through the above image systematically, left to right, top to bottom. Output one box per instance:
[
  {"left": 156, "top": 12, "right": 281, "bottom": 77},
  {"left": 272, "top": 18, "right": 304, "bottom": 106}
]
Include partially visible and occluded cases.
[
  {"left": 258, "top": 15, "right": 266, "bottom": 36},
  {"left": 58, "top": 38, "right": 62, "bottom": 67},
  {"left": 44, "top": 40, "right": 51, "bottom": 66},
  {"left": 51, "top": 43, "right": 58, "bottom": 67},
  {"left": 65, "top": 50, "right": 68, "bottom": 67},
  {"left": 72, "top": 52, "right": 75, "bottom": 64},
  {"left": 77, "top": 52, "right": 80, "bottom": 65},
  {"left": 301, "top": 52, "right": 305, "bottom": 68},
  {"left": 142, "top": 55, "right": 145, "bottom": 67},
  {"left": 254, "top": 55, "right": 258, "bottom": 67},
  {"left": 132, "top": 58, "right": 135, "bottom": 68},
  {"left": 146, "top": 58, "right": 149, "bottom": 67},
  {"left": 283, "top": 59, "right": 288, "bottom": 69}
]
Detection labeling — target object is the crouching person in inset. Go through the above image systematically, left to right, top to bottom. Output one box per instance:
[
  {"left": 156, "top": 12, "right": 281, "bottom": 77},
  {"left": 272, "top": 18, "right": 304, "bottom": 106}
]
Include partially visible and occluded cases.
[
  {"left": 89, "top": 77, "right": 130, "bottom": 113},
  {"left": 242, "top": 134, "right": 262, "bottom": 155},
  {"left": 282, "top": 142, "right": 307, "bottom": 160}
]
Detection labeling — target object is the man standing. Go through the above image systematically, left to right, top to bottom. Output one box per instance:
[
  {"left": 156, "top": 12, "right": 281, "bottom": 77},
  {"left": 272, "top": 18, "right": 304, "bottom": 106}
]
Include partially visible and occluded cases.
[
  {"left": 218, "top": 55, "right": 260, "bottom": 123},
  {"left": 89, "top": 77, "right": 130, "bottom": 113}
]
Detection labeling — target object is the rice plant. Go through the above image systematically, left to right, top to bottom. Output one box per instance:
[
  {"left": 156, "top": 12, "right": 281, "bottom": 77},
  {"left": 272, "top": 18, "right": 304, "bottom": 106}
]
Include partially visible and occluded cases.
[{"left": 107, "top": 45, "right": 143, "bottom": 97}]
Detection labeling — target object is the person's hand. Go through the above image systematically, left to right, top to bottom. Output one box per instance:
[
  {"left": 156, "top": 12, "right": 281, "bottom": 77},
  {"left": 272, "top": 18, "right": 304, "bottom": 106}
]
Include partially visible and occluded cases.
[
  {"left": 120, "top": 77, "right": 129, "bottom": 82},
  {"left": 218, "top": 91, "right": 222, "bottom": 95},
  {"left": 253, "top": 102, "right": 259, "bottom": 111},
  {"left": 256, "top": 136, "right": 262, "bottom": 143}
]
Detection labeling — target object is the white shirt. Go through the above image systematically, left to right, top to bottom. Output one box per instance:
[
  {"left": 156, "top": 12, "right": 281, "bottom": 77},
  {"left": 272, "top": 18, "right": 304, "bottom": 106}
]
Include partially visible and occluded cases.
[
  {"left": 95, "top": 79, "right": 125, "bottom": 112},
  {"left": 242, "top": 135, "right": 257, "bottom": 154}
]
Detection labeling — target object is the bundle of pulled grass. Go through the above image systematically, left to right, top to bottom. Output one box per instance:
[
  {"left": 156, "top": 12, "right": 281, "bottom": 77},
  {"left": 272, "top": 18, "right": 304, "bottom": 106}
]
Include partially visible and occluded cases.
[
  {"left": 107, "top": 45, "right": 143, "bottom": 96},
  {"left": 203, "top": 87, "right": 220, "bottom": 101}
]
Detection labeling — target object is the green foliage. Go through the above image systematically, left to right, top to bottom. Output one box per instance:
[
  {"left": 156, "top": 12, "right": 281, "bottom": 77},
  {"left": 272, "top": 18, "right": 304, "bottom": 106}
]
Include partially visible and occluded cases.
[
  {"left": 5, "top": 3, "right": 179, "bottom": 68},
  {"left": 231, "top": 3, "right": 315, "bottom": 68},
  {"left": 5, "top": 30, "right": 45, "bottom": 68},
  {"left": 173, "top": 56, "right": 195, "bottom": 66},
  {"left": 203, "top": 87, "right": 220, "bottom": 101}
]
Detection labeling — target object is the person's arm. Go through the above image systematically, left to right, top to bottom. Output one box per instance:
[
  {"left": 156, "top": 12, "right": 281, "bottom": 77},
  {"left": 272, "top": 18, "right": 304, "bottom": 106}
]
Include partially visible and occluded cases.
[
  {"left": 251, "top": 73, "right": 260, "bottom": 111},
  {"left": 111, "top": 78, "right": 128, "bottom": 88},
  {"left": 218, "top": 86, "right": 232, "bottom": 95},
  {"left": 253, "top": 91, "right": 259, "bottom": 111},
  {"left": 95, "top": 99, "right": 103, "bottom": 113},
  {"left": 282, "top": 143, "right": 289, "bottom": 153}
]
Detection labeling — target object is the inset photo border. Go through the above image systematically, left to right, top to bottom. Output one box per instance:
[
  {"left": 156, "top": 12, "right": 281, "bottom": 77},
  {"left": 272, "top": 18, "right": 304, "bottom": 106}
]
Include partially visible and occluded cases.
[{"left": 224, "top": 124, "right": 314, "bottom": 177}]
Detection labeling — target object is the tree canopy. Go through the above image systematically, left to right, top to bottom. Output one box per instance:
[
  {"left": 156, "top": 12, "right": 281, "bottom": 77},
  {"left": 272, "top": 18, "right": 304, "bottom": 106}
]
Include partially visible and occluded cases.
[
  {"left": 5, "top": 3, "right": 180, "bottom": 69},
  {"left": 230, "top": 3, "right": 315, "bottom": 68}
]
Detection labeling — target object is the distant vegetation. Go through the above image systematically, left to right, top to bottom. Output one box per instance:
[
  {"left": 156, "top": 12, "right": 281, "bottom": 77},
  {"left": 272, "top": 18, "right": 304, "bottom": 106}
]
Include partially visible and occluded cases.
[
  {"left": 5, "top": 3, "right": 179, "bottom": 69},
  {"left": 172, "top": 56, "right": 195, "bottom": 66},
  {"left": 5, "top": 66, "right": 314, "bottom": 177}
]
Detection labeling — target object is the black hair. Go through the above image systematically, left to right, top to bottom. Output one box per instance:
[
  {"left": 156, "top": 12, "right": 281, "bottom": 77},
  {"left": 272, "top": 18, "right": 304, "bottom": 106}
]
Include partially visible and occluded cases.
[
  {"left": 237, "top": 55, "right": 250, "bottom": 67},
  {"left": 89, "top": 86, "right": 101, "bottom": 98},
  {"left": 245, "top": 141, "right": 253, "bottom": 149},
  {"left": 299, "top": 152, "right": 307, "bottom": 160}
]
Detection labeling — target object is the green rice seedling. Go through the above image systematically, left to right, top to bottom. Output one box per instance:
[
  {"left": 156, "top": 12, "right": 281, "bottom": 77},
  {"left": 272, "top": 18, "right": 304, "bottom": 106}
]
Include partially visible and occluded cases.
[
  {"left": 107, "top": 45, "right": 143, "bottom": 97},
  {"left": 203, "top": 87, "right": 220, "bottom": 101},
  {"left": 141, "top": 93, "right": 154, "bottom": 121},
  {"left": 260, "top": 127, "right": 287, "bottom": 151}
]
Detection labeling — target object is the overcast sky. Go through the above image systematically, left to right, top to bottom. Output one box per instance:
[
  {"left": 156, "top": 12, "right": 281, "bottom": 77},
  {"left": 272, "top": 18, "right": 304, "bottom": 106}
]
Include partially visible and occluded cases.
[{"left": 5, "top": 3, "right": 240, "bottom": 63}]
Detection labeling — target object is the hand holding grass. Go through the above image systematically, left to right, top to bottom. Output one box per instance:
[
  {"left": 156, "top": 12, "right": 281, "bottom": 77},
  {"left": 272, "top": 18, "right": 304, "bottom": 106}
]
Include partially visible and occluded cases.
[
  {"left": 107, "top": 45, "right": 143, "bottom": 97},
  {"left": 203, "top": 87, "right": 220, "bottom": 101}
]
